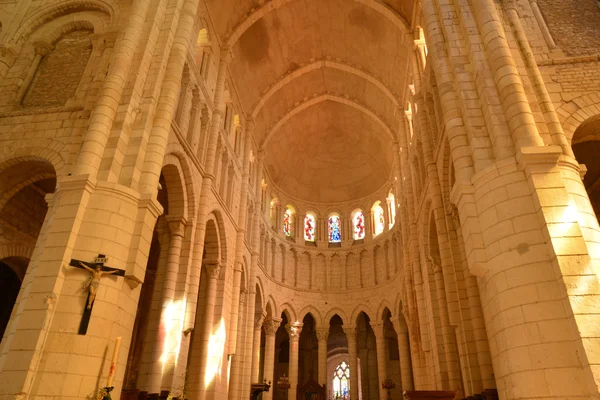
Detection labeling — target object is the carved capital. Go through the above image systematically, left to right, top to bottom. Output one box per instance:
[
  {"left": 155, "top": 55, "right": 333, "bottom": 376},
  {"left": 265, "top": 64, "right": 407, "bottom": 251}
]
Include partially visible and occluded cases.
[
  {"left": 503, "top": 0, "right": 518, "bottom": 11},
  {"left": 32, "top": 41, "right": 53, "bottom": 56},
  {"left": 165, "top": 215, "right": 186, "bottom": 237},
  {"left": 234, "top": 261, "right": 244, "bottom": 272},
  {"left": 204, "top": 263, "right": 221, "bottom": 279},
  {"left": 239, "top": 288, "right": 249, "bottom": 305},
  {"left": 255, "top": 313, "right": 266, "bottom": 331},
  {"left": 264, "top": 317, "right": 282, "bottom": 337},
  {"left": 389, "top": 317, "right": 408, "bottom": 334},
  {"left": 286, "top": 322, "right": 303, "bottom": 341},
  {"left": 371, "top": 322, "right": 385, "bottom": 339},
  {"left": 343, "top": 325, "right": 357, "bottom": 341},
  {"left": 315, "top": 328, "right": 329, "bottom": 342}
]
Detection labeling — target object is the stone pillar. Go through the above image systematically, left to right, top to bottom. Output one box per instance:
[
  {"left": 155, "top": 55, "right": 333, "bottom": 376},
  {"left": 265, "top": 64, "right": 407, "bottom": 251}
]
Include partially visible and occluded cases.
[
  {"left": 73, "top": 0, "right": 153, "bottom": 177},
  {"left": 470, "top": 0, "right": 545, "bottom": 150},
  {"left": 16, "top": 41, "right": 53, "bottom": 104},
  {"left": 177, "top": 82, "right": 194, "bottom": 134},
  {"left": 188, "top": 97, "right": 202, "bottom": 152},
  {"left": 0, "top": 176, "right": 163, "bottom": 399},
  {"left": 147, "top": 216, "right": 186, "bottom": 393},
  {"left": 195, "top": 262, "right": 221, "bottom": 400},
  {"left": 228, "top": 262, "right": 244, "bottom": 354},
  {"left": 228, "top": 288, "right": 249, "bottom": 400},
  {"left": 252, "top": 312, "right": 267, "bottom": 383},
  {"left": 263, "top": 318, "right": 281, "bottom": 400},
  {"left": 391, "top": 318, "right": 414, "bottom": 391},
  {"left": 287, "top": 323, "right": 303, "bottom": 400},
  {"left": 372, "top": 323, "right": 387, "bottom": 400},
  {"left": 344, "top": 326, "right": 359, "bottom": 400},
  {"left": 316, "top": 328, "right": 329, "bottom": 386}
]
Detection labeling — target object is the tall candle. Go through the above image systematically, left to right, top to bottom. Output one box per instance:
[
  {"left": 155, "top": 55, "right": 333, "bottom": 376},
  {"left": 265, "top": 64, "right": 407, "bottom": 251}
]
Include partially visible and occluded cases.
[{"left": 106, "top": 336, "right": 122, "bottom": 387}]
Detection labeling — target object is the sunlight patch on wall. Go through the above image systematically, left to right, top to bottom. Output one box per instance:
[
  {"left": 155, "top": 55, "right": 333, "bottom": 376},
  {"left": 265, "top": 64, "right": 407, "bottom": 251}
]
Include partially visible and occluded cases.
[{"left": 205, "top": 318, "right": 227, "bottom": 387}]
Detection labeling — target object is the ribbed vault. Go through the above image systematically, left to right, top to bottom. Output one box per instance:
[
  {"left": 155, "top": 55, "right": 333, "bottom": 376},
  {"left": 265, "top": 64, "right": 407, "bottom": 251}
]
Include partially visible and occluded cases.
[{"left": 205, "top": 0, "right": 415, "bottom": 202}]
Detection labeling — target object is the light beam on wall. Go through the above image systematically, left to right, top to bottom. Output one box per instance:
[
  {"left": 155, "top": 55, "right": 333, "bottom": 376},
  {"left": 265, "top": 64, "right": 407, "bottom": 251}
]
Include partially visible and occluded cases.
[
  {"left": 160, "top": 299, "right": 186, "bottom": 369},
  {"left": 205, "top": 318, "right": 227, "bottom": 387}
]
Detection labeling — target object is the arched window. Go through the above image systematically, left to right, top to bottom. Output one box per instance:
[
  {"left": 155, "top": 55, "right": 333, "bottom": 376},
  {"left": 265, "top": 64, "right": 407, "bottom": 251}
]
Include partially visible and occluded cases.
[
  {"left": 387, "top": 191, "right": 396, "bottom": 228},
  {"left": 372, "top": 201, "right": 385, "bottom": 237},
  {"left": 283, "top": 207, "right": 293, "bottom": 237},
  {"left": 353, "top": 211, "right": 365, "bottom": 240},
  {"left": 304, "top": 213, "right": 316, "bottom": 242},
  {"left": 328, "top": 214, "right": 341, "bottom": 243},
  {"left": 332, "top": 361, "right": 350, "bottom": 399}
]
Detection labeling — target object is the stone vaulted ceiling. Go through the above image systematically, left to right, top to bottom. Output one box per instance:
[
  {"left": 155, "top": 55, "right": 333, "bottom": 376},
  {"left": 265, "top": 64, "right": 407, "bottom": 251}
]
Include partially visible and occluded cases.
[{"left": 205, "top": 0, "right": 415, "bottom": 203}]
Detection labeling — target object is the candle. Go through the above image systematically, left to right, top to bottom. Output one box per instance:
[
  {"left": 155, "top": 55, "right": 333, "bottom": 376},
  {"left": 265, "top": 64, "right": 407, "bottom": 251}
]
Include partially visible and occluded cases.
[{"left": 106, "top": 336, "right": 122, "bottom": 387}]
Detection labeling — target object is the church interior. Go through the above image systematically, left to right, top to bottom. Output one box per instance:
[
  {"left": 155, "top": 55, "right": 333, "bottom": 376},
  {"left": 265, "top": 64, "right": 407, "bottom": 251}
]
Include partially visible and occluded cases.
[{"left": 1, "top": 0, "right": 600, "bottom": 399}]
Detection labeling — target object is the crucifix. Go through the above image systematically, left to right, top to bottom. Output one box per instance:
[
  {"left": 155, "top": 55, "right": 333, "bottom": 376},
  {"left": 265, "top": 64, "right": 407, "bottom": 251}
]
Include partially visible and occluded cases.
[{"left": 69, "top": 254, "right": 125, "bottom": 335}]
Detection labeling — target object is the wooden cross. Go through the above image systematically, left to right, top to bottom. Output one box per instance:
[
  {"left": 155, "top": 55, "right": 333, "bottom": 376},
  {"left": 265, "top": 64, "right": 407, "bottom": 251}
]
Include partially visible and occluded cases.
[{"left": 69, "top": 254, "right": 125, "bottom": 335}]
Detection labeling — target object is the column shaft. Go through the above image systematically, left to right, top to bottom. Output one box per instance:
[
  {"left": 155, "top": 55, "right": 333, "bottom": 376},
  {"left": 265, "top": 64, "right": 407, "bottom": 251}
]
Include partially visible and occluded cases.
[
  {"left": 148, "top": 217, "right": 186, "bottom": 393},
  {"left": 195, "top": 263, "right": 221, "bottom": 400},
  {"left": 263, "top": 318, "right": 280, "bottom": 400},
  {"left": 287, "top": 323, "right": 303, "bottom": 400},
  {"left": 372, "top": 324, "right": 387, "bottom": 400},
  {"left": 251, "top": 327, "right": 262, "bottom": 382},
  {"left": 344, "top": 327, "right": 359, "bottom": 400},
  {"left": 316, "top": 329, "right": 329, "bottom": 386}
]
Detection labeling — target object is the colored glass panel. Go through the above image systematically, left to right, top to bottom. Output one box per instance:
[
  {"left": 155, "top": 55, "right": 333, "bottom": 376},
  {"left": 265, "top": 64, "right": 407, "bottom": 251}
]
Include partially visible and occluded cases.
[
  {"left": 283, "top": 208, "right": 292, "bottom": 236},
  {"left": 353, "top": 212, "right": 365, "bottom": 240},
  {"left": 304, "top": 214, "right": 316, "bottom": 242},
  {"left": 328, "top": 215, "right": 341, "bottom": 243},
  {"left": 333, "top": 361, "right": 350, "bottom": 399}
]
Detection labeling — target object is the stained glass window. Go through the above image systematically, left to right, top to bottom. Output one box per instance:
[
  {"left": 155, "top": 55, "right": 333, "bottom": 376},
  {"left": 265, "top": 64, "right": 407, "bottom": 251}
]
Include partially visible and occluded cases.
[
  {"left": 388, "top": 191, "right": 396, "bottom": 228},
  {"left": 373, "top": 202, "right": 385, "bottom": 236},
  {"left": 283, "top": 208, "right": 292, "bottom": 237},
  {"left": 353, "top": 211, "right": 365, "bottom": 240},
  {"left": 304, "top": 214, "right": 316, "bottom": 242},
  {"left": 328, "top": 215, "right": 341, "bottom": 243},
  {"left": 333, "top": 361, "right": 350, "bottom": 400}
]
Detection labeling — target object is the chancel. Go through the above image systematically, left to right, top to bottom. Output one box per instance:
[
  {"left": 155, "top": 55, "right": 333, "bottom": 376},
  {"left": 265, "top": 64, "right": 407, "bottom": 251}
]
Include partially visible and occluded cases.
[{"left": 0, "top": 1, "right": 600, "bottom": 400}]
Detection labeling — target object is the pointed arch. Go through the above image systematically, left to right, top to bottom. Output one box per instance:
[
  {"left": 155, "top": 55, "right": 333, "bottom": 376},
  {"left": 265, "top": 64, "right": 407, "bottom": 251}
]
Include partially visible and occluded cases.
[
  {"left": 224, "top": 0, "right": 409, "bottom": 48},
  {"left": 251, "top": 58, "right": 399, "bottom": 118},
  {"left": 260, "top": 93, "right": 394, "bottom": 149},
  {"left": 377, "top": 300, "right": 395, "bottom": 322},
  {"left": 279, "top": 302, "right": 297, "bottom": 323},
  {"left": 349, "top": 304, "right": 375, "bottom": 325},
  {"left": 298, "top": 306, "right": 323, "bottom": 329},
  {"left": 324, "top": 308, "right": 349, "bottom": 326}
]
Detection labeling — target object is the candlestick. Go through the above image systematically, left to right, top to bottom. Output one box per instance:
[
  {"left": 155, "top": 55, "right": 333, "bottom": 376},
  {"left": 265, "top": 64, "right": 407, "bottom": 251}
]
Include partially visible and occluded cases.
[{"left": 106, "top": 336, "right": 122, "bottom": 387}]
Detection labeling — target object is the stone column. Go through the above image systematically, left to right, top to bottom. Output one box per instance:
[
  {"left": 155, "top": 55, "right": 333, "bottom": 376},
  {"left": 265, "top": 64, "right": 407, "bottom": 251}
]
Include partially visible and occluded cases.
[
  {"left": 73, "top": 0, "right": 153, "bottom": 177},
  {"left": 469, "top": 0, "right": 544, "bottom": 150},
  {"left": 16, "top": 41, "right": 53, "bottom": 103},
  {"left": 177, "top": 82, "right": 194, "bottom": 134},
  {"left": 188, "top": 98, "right": 202, "bottom": 152},
  {"left": 147, "top": 216, "right": 186, "bottom": 393},
  {"left": 195, "top": 262, "right": 221, "bottom": 400},
  {"left": 228, "top": 288, "right": 249, "bottom": 400},
  {"left": 252, "top": 312, "right": 267, "bottom": 383},
  {"left": 263, "top": 317, "right": 282, "bottom": 400},
  {"left": 390, "top": 318, "right": 414, "bottom": 391},
  {"left": 287, "top": 323, "right": 303, "bottom": 400},
  {"left": 371, "top": 323, "right": 387, "bottom": 400},
  {"left": 343, "top": 326, "right": 359, "bottom": 400},
  {"left": 316, "top": 328, "right": 329, "bottom": 386}
]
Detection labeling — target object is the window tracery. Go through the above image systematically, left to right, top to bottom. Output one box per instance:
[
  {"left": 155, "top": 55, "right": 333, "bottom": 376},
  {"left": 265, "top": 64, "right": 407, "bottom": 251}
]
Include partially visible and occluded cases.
[
  {"left": 283, "top": 207, "right": 293, "bottom": 237},
  {"left": 353, "top": 211, "right": 365, "bottom": 240},
  {"left": 304, "top": 214, "right": 316, "bottom": 242},
  {"left": 328, "top": 214, "right": 341, "bottom": 243},
  {"left": 332, "top": 361, "right": 350, "bottom": 399}
]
